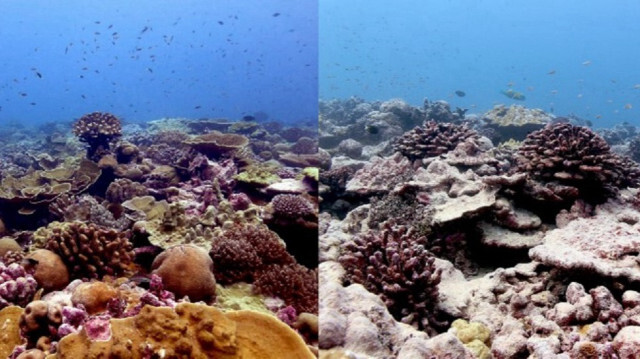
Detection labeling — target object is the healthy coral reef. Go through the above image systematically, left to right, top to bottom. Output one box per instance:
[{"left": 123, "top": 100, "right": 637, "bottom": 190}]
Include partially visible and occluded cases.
[
  {"left": 72, "top": 111, "right": 122, "bottom": 161},
  {"left": 0, "top": 113, "right": 318, "bottom": 356},
  {"left": 394, "top": 120, "right": 479, "bottom": 161},
  {"left": 517, "top": 122, "right": 640, "bottom": 203}
]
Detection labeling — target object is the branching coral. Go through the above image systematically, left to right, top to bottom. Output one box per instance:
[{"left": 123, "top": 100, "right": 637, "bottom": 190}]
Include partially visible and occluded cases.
[
  {"left": 72, "top": 112, "right": 122, "bottom": 160},
  {"left": 393, "top": 121, "right": 479, "bottom": 161},
  {"left": 517, "top": 123, "right": 640, "bottom": 202},
  {"left": 271, "top": 194, "right": 316, "bottom": 219},
  {"left": 339, "top": 220, "right": 441, "bottom": 330},
  {"left": 41, "top": 221, "right": 134, "bottom": 279},
  {"left": 209, "top": 223, "right": 294, "bottom": 285},
  {"left": 254, "top": 263, "right": 318, "bottom": 314}
]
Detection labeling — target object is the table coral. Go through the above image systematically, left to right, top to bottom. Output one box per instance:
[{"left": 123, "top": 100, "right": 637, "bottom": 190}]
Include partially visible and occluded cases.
[
  {"left": 72, "top": 111, "right": 122, "bottom": 160},
  {"left": 529, "top": 207, "right": 640, "bottom": 282},
  {"left": 52, "top": 303, "right": 315, "bottom": 358}
]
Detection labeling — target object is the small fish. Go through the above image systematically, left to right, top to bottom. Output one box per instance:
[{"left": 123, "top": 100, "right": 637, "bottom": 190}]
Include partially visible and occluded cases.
[
  {"left": 273, "top": 12, "right": 280, "bottom": 17},
  {"left": 94, "top": 20, "right": 101, "bottom": 24},
  {"left": 218, "top": 21, "right": 224, "bottom": 25},
  {"left": 108, "top": 24, "right": 113, "bottom": 29},
  {"left": 140, "top": 26, "right": 150, "bottom": 34},
  {"left": 582, "top": 60, "right": 591, "bottom": 66},
  {"left": 147, "top": 68, "right": 153, "bottom": 73},
  {"left": 547, "top": 70, "right": 556, "bottom": 75},
  {"left": 35, "top": 71, "right": 42, "bottom": 78},
  {"left": 634, "top": 84, "right": 640, "bottom": 89},
  {"left": 501, "top": 89, "right": 525, "bottom": 101},
  {"left": 454, "top": 90, "right": 466, "bottom": 97},
  {"left": 551, "top": 90, "right": 558, "bottom": 95},
  {"left": 19, "top": 92, "right": 27, "bottom": 97},
  {"left": 81, "top": 94, "right": 86, "bottom": 99},
  {"left": 577, "top": 94, "right": 583, "bottom": 98},
  {"left": 30, "top": 102, "right": 36, "bottom": 105},
  {"left": 624, "top": 103, "right": 633, "bottom": 110},
  {"left": 194, "top": 105, "right": 201, "bottom": 109},
  {"left": 242, "top": 115, "right": 255, "bottom": 122},
  {"left": 595, "top": 115, "right": 602, "bottom": 119}
]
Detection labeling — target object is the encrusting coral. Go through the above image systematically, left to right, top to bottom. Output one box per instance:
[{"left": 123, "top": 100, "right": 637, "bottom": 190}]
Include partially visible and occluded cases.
[
  {"left": 338, "top": 220, "right": 442, "bottom": 331},
  {"left": 0, "top": 263, "right": 38, "bottom": 309},
  {"left": 51, "top": 302, "right": 315, "bottom": 358}
]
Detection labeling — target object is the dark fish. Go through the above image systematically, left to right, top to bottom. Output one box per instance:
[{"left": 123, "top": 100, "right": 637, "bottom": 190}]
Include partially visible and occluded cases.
[
  {"left": 273, "top": 12, "right": 280, "bottom": 17},
  {"left": 218, "top": 21, "right": 224, "bottom": 25},
  {"left": 108, "top": 24, "right": 113, "bottom": 29},
  {"left": 140, "top": 26, "right": 150, "bottom": 34},
  {"left": 147, "top": 68, "right": 153, "bottom": 73},
  {"left": 35, "top": 72, "right": 42, "bottom": 78},
  {"left": 454, "top": 90, "right": 466, "bottom": 97},
  {"left": 19, "top": 92, "right": 27, "bottom": 96},
  {"left": 81, "top": 94, "right": 86, "bottom": 99},
  {"left": 30, "top": 102, "right": 36, "bottom": 105},
  {"left": 194, "top": 105, "right": 201, "bottom": 109},
  {"left": 242, "top": 115, "right": 255, "bottom": 122},
  {"left": 365, "top": 124, "right": 379, "bottom": 135}
]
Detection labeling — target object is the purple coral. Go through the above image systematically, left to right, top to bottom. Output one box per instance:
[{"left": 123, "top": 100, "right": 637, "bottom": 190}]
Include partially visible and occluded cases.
[
  {"left": 393, "top": 120, "right": 479, "bottom": 161},
  {"left": 518, "top": 123, "right": 640, "bottom": 202},
  {"left": 271, "top": 194, "right": 315, "bottom": 219},
  {"left": 339, "top": 220, "right": 441, "bottom": 331},
  {"left": 0, "top": 262, "right": 38, "bottom": 309},
  {"left": 254, "top": 263, "right": 318, "bottom": 314}
]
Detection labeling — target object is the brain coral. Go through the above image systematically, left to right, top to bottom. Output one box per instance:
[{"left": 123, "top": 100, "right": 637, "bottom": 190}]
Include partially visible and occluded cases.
[
  {"left": 393, "top": 121, "right": 479, "bottom": 161},
  {"left": 517, "top": 123, "right": 640, "bottom": 201},
  {"left": 339, "top": 220, "right": 441, "bottom": 330},
  {"left": 41, "top": 221, "right": 134, "bottom": 279},
  {"left": 151, "top": 244, "right": 217, "bottom": 302}
]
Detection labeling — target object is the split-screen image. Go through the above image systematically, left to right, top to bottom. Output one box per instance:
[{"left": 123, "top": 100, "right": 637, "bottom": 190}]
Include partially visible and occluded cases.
[{"left": 1, "top": 1, "right": 640, "bottom": 358}]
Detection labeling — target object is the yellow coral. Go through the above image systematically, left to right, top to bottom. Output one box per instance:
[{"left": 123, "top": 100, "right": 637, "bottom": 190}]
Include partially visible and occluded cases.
[
  {"left": 50, "top": 303, "right": 314, "bottom": 359},
  {"left": 0, "top": 306, "right": 24, "bottom": 358}
]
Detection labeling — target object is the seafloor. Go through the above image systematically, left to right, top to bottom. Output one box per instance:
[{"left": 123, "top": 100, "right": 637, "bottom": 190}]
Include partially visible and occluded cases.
[
  {"left": 318, "top": 98, "right": 640, "bottom": 359},
  {"left": 0, "top": 112, "right": 319, "bottom": 358}
]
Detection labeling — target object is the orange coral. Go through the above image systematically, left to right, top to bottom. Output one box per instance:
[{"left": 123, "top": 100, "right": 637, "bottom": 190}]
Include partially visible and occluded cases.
[{"left": 52, "top": 303, "right": 315, "bottom": 359}]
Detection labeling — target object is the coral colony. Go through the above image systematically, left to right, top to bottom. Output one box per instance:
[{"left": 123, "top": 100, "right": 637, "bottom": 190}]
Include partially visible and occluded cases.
[
  {"left": 319, "top": 98, "right": 640, "bottom": 358},
  {"left": 0, "top": 112, "right": 318, "bottom": 357}
]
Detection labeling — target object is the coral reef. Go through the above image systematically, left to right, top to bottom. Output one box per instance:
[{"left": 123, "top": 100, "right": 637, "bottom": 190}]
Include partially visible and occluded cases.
[
  {"left": 482, "top": 104, "right": 553, "bottom": 143},
  {"left": 72, "top": 111, "right": 122, "bottom": 160},
  {"left": 394, "top": 121, "right": 479, "bottom": 161},
  {"left": 517, "top": 122, "right": 640, "bottom": 202},
  {"left": 339, "top": 220, "right": 441, "bottom": 331},
  {"left": 37, "top": 221, "right": 134, "bottom": 279},
  {"left": 0, "top": 263, "right": 38, "bottom": 309},
  {"left": 52, "top": 303, "right": 315, "bottom": 358}
]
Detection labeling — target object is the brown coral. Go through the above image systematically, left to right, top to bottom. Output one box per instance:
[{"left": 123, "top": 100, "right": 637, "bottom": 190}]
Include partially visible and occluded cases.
[
  {"left": 72, "top": 111, "right": 122, "bottom": 160},
  {"left": 394, "top": 121, "right": 479, "bottom": 161},
  {"left": 517, "top": 123, "right": 640, "bottom": 202},
  {"left": 105, "top": 178, "right": 148, "bottom": 204},
  {"left": 339, "top": 220, "right": 441, "bottom": 331},
  {"left": 41, "top": 221, "right": 133, "bottom": 279},
  {"left": 209, "top": 223, "right": 294, "bottom": 285},
  {"left": 151, "top": 244, "right": 217, "bottom": 302},
  {"left": 24, "top": 249, "right": 69, "bottom": 292},
  {"left": 254, "top": 263, "right": 318, "bottom": 314},
  {"left": 52, "top": 303, "right": 315, "bottom": 358}
]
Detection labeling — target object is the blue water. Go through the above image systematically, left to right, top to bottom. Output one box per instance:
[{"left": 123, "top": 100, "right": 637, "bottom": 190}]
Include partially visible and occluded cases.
[
  {"left": 0, "top": 0, "right": 317, "bottom": 126},
  {"left": 320, "top": 0, "right": 640, "bottom": 128}
]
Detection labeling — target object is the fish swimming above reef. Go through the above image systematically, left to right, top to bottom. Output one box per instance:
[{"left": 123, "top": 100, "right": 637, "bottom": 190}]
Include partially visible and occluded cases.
[
  {"left": 501, "top": 89, "right": 526, "bottom": 101},
  {"left": 454, "top": 90, "right": 466, "bottom": 97}
]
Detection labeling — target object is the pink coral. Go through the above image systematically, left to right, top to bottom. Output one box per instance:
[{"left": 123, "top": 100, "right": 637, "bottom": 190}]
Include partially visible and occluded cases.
[
  {"left": 271, "top": 194, "right": 315, "bottom": 219},
  {"left": 0, "top": 262, "right": 38, "bottom": 309}
]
